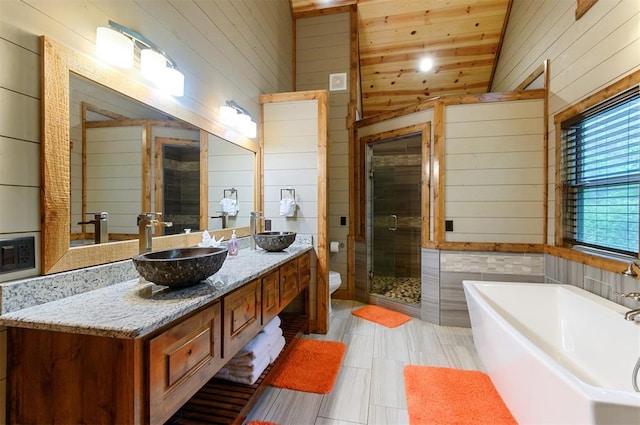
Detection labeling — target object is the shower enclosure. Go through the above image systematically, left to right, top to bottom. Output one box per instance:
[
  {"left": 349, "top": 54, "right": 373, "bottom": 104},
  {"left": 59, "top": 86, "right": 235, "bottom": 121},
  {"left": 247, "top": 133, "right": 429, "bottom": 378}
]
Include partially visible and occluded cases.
[{"left": 368, "top": 134, "right": 422, "bottom": 306}]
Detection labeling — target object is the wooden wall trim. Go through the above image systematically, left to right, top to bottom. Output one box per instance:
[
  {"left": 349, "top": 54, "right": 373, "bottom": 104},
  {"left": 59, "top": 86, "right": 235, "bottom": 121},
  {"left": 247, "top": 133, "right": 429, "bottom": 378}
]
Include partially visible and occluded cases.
[
  {"left": 488, "top": 0, "right": 513, "bottom": 91},
  {"left": 576, "top": 0, "right": 598, "bottom": 20},
  {"left": 347, "top": 3, "right": 358, "bottom": 298},
  {"left": 293, "top": 4, "right": 355, "bottom": 19},
  {"left": 41, "top": 36, "right": 71, "bottom": 273},
  {"left": 543, "top": 59, "right": 550, "bottom": 246},
  {"left": 516, "top": 63, "right": 545, "bottom": 91},
  {"left": 316, "top": 90, "right": 329, "bottom": 334},
  {"left": 355, "top": 90, "right": 545, "bottom": 129},
  {"left": 433, "top": 101, "right": 445, "bottom": 243},
  {"left": 80, "top": 102, "right": 88, "bottom": 239},
  {"left": 421, "top": 122, "right": 431, "bottom": 248},
  {"left": 142, "top": 123, "right": 152, "bottom": 213},
  {"left": 199, "top": 130, "right": 208, "bottom": 231},
  {"left": 425, "top": 242, "right": 545, "bottom": 253},
  {"left": 546, "top": 245, "right": 638, "bottom": 277}
]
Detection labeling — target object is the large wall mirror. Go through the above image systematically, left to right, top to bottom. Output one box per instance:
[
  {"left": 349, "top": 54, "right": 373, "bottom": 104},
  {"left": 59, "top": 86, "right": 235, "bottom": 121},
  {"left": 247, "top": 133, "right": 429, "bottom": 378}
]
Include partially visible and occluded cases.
[{"left": 42, "top": 36, "right": 258, "bottom": 274}]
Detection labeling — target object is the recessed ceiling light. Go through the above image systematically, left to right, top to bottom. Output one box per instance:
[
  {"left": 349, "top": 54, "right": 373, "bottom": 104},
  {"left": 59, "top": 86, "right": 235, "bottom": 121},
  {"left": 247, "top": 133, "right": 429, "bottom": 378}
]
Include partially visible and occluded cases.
[{"left": 419, "top": 57, "right": 434, "bottom": 72}]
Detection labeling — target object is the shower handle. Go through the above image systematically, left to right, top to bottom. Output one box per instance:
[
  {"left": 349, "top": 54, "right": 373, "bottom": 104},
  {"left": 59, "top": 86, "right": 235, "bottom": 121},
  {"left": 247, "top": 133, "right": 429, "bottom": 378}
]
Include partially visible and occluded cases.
[{"left": 388, "top": 214, "right": 398, "bottom": 231}]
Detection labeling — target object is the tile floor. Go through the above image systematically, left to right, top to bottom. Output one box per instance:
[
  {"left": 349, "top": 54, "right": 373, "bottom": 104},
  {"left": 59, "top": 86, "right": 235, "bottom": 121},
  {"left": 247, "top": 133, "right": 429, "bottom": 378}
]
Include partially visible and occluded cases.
[{"left": 244, "top": 299, "right": 485, "bottom": 425}]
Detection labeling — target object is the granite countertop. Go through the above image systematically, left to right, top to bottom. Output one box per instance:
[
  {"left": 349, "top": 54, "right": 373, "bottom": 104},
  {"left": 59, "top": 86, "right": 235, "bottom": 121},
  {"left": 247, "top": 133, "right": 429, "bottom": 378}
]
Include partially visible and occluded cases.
[{"left": 0, "top": 243, "right": 312, "bottom": 339}]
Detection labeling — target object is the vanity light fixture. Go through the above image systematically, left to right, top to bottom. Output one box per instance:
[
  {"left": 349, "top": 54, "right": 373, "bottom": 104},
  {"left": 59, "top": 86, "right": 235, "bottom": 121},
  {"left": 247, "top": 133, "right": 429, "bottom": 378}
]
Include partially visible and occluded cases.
[
  {"left": 95, "top": 20, "right": 185, "bottom": 97},
  {"left": 95, "top": 26, "right": 134, "bottom": 68},
  {"left": 220, "top": 100, "right": 257, "bottom": 138}
]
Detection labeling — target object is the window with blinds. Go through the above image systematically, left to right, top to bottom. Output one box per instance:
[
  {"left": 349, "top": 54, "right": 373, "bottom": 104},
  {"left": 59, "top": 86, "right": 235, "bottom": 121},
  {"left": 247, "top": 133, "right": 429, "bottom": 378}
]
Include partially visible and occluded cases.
[{"left": 561, "top": 86, "right": 640, "bottom": 255}]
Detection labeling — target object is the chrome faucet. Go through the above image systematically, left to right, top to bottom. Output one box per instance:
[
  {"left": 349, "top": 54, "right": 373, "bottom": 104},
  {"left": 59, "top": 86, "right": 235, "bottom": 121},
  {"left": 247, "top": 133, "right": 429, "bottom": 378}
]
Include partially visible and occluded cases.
[
  {"left": 78, "top": 211, "right": 109, "bottom": 244},
  {"left": 211, "top": 211, "right": 228, "bottom": 229},
  {"left": 249, "top": 211, "right": 263, "bottom": 250},
  {"left": 137, "top": 212, "right": 173, "bottom": 253},
  {"left": 618, "top": 292, "right": 640, "bottom": 321}
]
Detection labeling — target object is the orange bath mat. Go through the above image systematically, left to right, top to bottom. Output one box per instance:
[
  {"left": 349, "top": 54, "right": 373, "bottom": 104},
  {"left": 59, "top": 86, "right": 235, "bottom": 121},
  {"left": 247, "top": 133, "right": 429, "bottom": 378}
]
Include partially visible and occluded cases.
[
  {"left": 352, "top": 305, "right": 412, "bottom": 328},
  {"left": 270, "top": 339, "right": 346, "bottom": 394},
  {"left": 403, "top": 366, "right": 517, "bottom": 425}
]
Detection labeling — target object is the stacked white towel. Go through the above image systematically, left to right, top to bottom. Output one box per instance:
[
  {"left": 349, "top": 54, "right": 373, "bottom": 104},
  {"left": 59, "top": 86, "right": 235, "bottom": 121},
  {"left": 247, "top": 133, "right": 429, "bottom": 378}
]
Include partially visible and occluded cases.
[
  {"left": 219, "top": 197, "right": 239, "bottom": 216},
  {"left": 279, "top": 198, "right": 296, "bottom": 217},
  {"left": 215, "top": 316, "right": 285, "bottom": 385}
]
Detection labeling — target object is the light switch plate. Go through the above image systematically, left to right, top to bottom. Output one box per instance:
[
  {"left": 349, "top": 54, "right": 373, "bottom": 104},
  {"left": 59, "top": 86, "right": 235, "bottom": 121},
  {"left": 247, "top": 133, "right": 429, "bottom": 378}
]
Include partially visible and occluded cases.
[{"left": 329, "top": 73, "right": 347, "bottom": 91}]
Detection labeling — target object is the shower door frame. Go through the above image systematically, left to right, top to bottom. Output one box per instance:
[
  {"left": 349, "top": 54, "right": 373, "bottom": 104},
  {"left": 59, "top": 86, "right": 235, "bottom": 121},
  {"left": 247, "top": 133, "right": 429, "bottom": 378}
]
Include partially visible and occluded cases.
[{"left": 362, "top": 123, "right": 431, "bottom": 313}]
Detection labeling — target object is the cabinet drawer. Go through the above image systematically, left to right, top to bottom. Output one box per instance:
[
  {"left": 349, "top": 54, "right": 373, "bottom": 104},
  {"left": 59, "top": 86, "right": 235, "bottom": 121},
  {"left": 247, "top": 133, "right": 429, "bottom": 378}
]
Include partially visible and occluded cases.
[
  {"left": 298, "top": 252, "right": 310, "bottom": 291},
  {"left": 279, "top": 259, "right": 299, "bottom": 307},
  {"left": 262, "top": 269, "right": 280, "bottom": 325},
  {"left": 223, "top": 279, "right": 262, "bottom": 358},
  {"left": 149, "top": 302, "right": 222, "bottom": 424}
]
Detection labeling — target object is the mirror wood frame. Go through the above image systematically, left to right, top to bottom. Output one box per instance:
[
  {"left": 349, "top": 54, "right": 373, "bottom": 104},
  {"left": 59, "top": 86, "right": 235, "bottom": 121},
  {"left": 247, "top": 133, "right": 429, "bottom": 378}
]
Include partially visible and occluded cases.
[{"left": 41, "top": 36, "right": 259, "bottom": 274}]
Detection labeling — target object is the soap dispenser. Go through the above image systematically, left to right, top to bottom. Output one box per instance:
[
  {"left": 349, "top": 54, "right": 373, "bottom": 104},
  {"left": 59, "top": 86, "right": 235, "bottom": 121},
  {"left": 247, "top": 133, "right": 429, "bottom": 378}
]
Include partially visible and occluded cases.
[{"left": 228, "top": 229, "right": 238, "bottom": 256}]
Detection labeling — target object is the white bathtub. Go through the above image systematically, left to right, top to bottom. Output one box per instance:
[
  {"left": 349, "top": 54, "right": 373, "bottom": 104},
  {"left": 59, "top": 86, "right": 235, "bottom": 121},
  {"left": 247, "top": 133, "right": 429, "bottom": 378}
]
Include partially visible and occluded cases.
[{"left": 463, "top": 281, "right": 640, "bottom": 425}]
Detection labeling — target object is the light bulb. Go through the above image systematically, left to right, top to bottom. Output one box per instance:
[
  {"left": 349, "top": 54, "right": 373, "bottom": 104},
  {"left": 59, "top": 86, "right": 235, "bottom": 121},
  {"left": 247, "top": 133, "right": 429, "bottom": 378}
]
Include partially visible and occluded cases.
[
  {"left": 96, "top": 27, "right": 134, "bottom": 68},
  {"left": 141, "top": 49, "right": 166, "bottom": 83},
  {"left": 419, "top": 57, "right": 434, "bottom": 72},
  {"left": 162, "top": 67, "right": 184, "bottom": 97},
  {"left": 220, "top": 105, "right": 239, "bottom": 126}
]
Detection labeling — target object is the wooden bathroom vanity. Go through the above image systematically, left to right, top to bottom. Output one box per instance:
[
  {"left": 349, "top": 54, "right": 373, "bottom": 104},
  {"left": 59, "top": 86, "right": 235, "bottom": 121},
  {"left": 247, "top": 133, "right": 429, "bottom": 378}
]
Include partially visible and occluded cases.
[{"left": 3, "top": 247, "right": 312, "bottom": 424}]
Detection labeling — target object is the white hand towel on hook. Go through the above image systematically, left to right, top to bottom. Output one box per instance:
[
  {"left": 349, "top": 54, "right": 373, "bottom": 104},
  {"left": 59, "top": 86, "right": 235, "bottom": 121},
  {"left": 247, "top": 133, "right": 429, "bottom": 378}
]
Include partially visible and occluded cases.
[
  {"left": 219, "top": 197, "right": 238, "bottom": 216},
  {"left": 279, "top": 197, "right": 296, "bottom": 217}
]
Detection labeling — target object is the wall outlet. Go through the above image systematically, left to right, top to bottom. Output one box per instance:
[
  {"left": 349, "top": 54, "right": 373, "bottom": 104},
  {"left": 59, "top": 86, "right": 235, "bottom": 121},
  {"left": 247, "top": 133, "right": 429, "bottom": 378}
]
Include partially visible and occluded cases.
[
  {"left": 340, "top": 216, "right": 347, "bottom": 226},
  {"left": 264, "top": 219, "right": 272, "bottom": 231},
  {"left": 445, "top": 220, "right": 454, "bottom": 232},
  {"left": 0, "top": 236, "right": 35, "bottom": 273}
]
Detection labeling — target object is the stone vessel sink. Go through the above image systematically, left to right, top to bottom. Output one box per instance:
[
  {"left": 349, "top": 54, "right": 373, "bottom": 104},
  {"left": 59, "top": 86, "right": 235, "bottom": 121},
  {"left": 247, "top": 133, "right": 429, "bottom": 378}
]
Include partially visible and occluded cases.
[
  {"left": 254, "top": 231, "right": 296, "bottom": 252},
  {"left": 133, "top": 247, "right": 228, "bottom": 288}
]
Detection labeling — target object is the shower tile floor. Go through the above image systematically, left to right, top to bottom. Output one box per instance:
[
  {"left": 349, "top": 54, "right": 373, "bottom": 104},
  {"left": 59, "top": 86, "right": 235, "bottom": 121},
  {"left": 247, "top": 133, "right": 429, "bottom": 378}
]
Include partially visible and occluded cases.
[{"left": 371, "top": 276, "right": 421, "bottom": 304}]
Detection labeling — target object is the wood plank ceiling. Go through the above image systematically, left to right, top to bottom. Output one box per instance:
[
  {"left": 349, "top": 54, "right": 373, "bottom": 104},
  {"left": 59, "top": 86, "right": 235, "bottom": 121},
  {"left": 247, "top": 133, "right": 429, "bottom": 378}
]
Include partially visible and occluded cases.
[{"left": 291, "top": 0, "right": 512, "bottom": 118}]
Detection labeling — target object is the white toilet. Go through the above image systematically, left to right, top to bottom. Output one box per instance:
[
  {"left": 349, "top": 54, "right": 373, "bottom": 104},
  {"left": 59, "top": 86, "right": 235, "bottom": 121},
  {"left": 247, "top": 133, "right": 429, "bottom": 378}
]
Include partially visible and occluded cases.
[{"left": 329, "top": 270, "right": 342, "bottom": 313}]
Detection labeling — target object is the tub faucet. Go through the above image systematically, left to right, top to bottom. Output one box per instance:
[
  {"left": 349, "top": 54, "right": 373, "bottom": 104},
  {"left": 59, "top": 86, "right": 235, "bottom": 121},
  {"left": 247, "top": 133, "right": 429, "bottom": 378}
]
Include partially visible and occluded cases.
[
  {"left": 249, "top": 211, "right": 263, "bottom": 250},
  {"left": 137, "top": 212, "right": 173, "bottom": 253},
  {"left": 618, "top": 292, "right": 640, "bottom": 321}
]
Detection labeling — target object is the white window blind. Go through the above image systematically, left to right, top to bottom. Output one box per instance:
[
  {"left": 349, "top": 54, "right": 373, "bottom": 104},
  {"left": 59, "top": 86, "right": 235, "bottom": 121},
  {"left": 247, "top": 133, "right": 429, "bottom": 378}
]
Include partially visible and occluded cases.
[{"left": 561, "top": 87, "right": 640, "bottom": 255}]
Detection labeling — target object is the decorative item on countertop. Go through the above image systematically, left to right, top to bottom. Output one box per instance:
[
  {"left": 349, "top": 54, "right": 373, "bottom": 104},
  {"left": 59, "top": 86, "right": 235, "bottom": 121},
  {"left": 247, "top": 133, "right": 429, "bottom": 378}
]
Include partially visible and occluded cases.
[
  {"left": 279, "top": 188, "right": 296, "bottom": 217},
  {"left": 228, "top": 229, "right": 239, "bottom": 256},
  {"left": 198, "top": 230, "right": 224, "bottom": 248}
]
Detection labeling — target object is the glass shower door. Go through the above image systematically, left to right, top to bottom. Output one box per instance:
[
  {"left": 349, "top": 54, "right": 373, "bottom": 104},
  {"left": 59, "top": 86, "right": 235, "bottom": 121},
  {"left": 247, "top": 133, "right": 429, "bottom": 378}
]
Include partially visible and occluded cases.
[{"left": 369, "top": 135, "right": 422, "bottom": 305}]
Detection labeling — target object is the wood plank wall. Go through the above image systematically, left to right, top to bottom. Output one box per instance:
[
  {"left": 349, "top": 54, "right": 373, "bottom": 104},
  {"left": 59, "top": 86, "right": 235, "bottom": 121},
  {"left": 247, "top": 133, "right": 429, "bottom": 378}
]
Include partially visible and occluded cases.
[
  {"left": 491, "top": 0, "right": 640, "bottom": 245},
  {"left": 295, "top": 13, "right": 351, "bottom": 293},
  {"left": 262, "top": 99, "right": 321, "bottom": 324},
  {"left": 444, "top": 100, "right": 545, "bottom": 243},
  {"left": 84, "top": 126, "right": 144, "bottom": 237},
  {"left": 207, "top": 134, "right": 255, "bottom": 229}
]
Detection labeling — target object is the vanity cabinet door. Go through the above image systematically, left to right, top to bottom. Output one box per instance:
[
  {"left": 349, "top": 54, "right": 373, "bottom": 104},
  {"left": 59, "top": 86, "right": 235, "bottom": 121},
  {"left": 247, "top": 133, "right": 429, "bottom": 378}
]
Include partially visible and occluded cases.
[
  {"left": 298, "top": 252, "right": 310, "bottom": 291},
  {"left": 279, "top": 258, "right": 299, "bottom": 307},
  {"left": 262, "top": 269, "right": 280, "bottom": 325},
  {"left": 223, "top": 279, "right": 262, "bottom": 358},
  {"left": 149, "top": 302, "right": 223, "bottom": 425}
]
